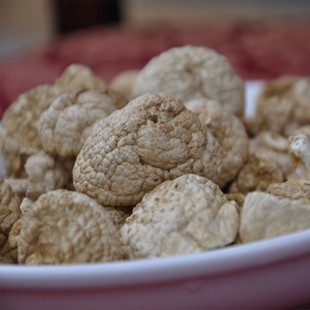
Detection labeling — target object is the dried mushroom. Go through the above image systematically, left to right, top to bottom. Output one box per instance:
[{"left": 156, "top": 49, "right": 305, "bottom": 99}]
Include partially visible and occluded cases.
[
  {"left": 132, "top": 46, "right": 245, "bottom": 117},
  {"left": 0, "top": 64, "right": 107, "bottom": 177},
  {"left": 110, "top": 70, "right": 139, "bottom": 100},
  {"left": 255, "top": 76, "right": 310, "bottom": 135},
  {"left": 0, "top": 85, "right": 55, "bottom": 177},
  {"left": 38, "top": 89, "right": 124, "bottom": 157},
  {"left": 73, "top": 93, "right": 242, "bottom": 207},
  {"left": 185, "top": 98, "right": 249, "bottom": 187},
  {"left": 249, "top": 131, "right": 291, "bottom": 175},
  {"left": 287, "top": 133, "right": 310, "bottom": 179},
  {"left": 24, "top": 152, "right": 70, "bottom": 200},
  {"left": 229, "top": 155, "right": 283, "bottom": 194},
  {"left": 121, "top": 174, "right": 239, "bottom": 259},
  {"left": 0, "top": 179, "right": 22, "bottom": 261},
  {"left": 267, "top": 179, "right": 310, "bottom": 200},
  {"left": 18, "top": 190, "right": 123, "bottom": 265},
  {"left": 239, "top": 192, "right": 310, "bottom": 243}
]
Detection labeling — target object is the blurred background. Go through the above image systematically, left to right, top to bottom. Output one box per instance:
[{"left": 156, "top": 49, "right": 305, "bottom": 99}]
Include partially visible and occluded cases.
[
  {"left": 1, "top": 0, "right": 310, "bottom": 59},
  {"left": 1, "top": 0, "right": 310, "bottom": 116}
]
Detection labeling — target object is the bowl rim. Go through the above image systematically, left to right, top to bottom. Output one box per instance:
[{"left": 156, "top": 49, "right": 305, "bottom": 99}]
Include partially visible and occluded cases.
[{"left": 1, "top": 229, "right": 310, "bottom": 289}]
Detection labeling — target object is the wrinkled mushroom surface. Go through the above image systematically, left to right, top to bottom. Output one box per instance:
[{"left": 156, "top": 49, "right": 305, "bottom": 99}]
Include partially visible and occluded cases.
[
  {"left": 132, "top": 45, "right": 244, "bottom": 117},
  {"left": 110, "top": 70, "right": 139, "bottom": 100},
  {"left": 255, "top": 76, "right": 310, "bottom": 135},
  {"left": 38, "top": 89, "right": 122, "bottom": 157},
  {"left": 73, "top": 93, "right": 239, "bottom": 207},
  {"left": 185, "top": 98, "right": 248, "bottom": 186},
  {"left": 24, "top": 152, "right": 70, "bottom": 200},
  {"left": 229, "top": 155, "right": 283, "bottom": 194},
  {"left": 121, "top": 174, "right": 239, "bottom": 259},
  {"left": 0, "top": 180, "right": 22, "bottom": 250},
  {"left": 18, "top": 190, "right": 123, "bottom": 265},
  {"left": 239, "top": 192, "right": 310, "bottom": 243}
]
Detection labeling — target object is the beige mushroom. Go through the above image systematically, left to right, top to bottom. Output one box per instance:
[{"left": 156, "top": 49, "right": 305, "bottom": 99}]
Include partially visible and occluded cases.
[
  {"left": 132, "top": 46, "right": 245, "bottom": 117},
  {"left": 0, "top": 64, "right": 107, "bottom": 177},
  {"left": 110, "top": 70, "right": 139, "bottom": 100},
  {"left": 255, "top": 76, "right": 310, "bottom": 135},
  {"left": 38, "top": 89, "right": 125, "bottom": 157},
  {"left": 73, "top": 93, "right": 243, "bottom": 207},
  {"left": 185, "top": 98, "right": 249, "bottom": 186},
  {"left": 249, "top": 131, "right": 291, "bottom": 175},
  {"left": 24, "top": 152, "right": 70, "bottom": 200},
  {"left": 229, "top": 155, "right": 283, "bottom": 194},
  {"left": 121, "top": 174, "right": 239, "bottom": 259},
  {"left": 0, "top": 179, "right": 22, "bottom": 262},
  {"left": 18, "top": 190, "right": 123, "bottom": 265},
  {"left": 239, "top": 192, "right": 310, "bottom": 243}
]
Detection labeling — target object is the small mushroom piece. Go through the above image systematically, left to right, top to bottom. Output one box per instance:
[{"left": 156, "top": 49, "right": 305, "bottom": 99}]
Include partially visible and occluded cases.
[
  {"left": 132, "top": 46, "right": 245, "bottom": 117},
  {"left": 110, "top": 70, "right": 139, "bottom": 100},
  {"left": 38, "top": 89, "right": 122, "bottom": 157},
  {"left": 73, "top": 93, "right": 231, "bottom": 207},
  {"left": 185, "top": 98, "right": 249, "bottom": 187},
  {"left": 249, "top": 131, "right": 291, "bottom": 175},
  {"left": 24, "top": 152, "right": 70, "bottom": 200},
  {"left": 229, "top": 155, "right": 283, "bottom": 194},
  {"left": 121, "top": 174, "right": 239, "bottom": 259},
  {"left": 0, "top": 179, "right": 22, "bottom": 252},
  {"left": 267, "top": 179, "right": 310, "bottom": 200},
  {"left": 18, "top": 190, "right": 123, "bottom": 265},
  {"left": 239, "top": 192, "right": 310, "bottom": 243}
]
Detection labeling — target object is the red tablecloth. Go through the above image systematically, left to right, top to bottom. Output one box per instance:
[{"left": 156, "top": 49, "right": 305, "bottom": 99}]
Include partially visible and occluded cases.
[{"left": 1, "top": 20, "right": 310, "bottom": 117}]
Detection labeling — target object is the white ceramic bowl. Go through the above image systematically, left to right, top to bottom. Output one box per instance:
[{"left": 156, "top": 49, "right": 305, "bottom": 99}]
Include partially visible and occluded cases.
[{"left": 1, "top": 82, "right": 310, "bottom": 310}]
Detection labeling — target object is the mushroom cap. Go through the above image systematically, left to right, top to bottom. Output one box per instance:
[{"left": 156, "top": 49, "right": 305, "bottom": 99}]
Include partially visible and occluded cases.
[
  {"left": 132, "top": 45, "right": 245, "bottom": 117},
  {"left": 0, "top": 64, "right": 107, "bottom": 177},
  {"left": 256, "top": 76, "right": 310, "bottom": 135},
  {"left": 39, "top": 89, "right": 120, "bottom": 157},
  {"left": 73, "top": 93, "right": 226, "bottom": 207},
  {"left": 185, "top": 98, "right": 249, "bottom": 187},
  {"left": 24, "top": 152, "right": 70, "bottom": 200},
  {"left": 229, "top": 155, "right": 283, "bottom": 194},
  {"left": 121, "top": 174, "right": 239, "bottom": 259},
  {"left": 18, "top": 190, "right": 123, "bottom": 265},
  {"left": 239, "top": 192, "right": 310, "bottom": 243}
]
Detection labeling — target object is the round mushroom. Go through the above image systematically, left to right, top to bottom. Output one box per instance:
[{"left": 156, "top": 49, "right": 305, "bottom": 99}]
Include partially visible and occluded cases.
[
  {"left": 132, "top": 45, "right": 245, "bottom": 117},
  {"left": 38, "top": 89, "right": 125, "bottom": 157},
  {"left": 73, "top": 93, "right": 239, "bottom": 207},
  {"left": 121, "top": 174, "right": 239, "bottom": 259},
  {"left": 18, "top": 190, "right": 123, "bottom": 265}
]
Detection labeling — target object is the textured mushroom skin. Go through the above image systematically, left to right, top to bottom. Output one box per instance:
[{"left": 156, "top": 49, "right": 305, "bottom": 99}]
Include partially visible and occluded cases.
[
  {"left": 132, "top": 45, "right": 244, "bottom": 117},
  {"left": 0, "top": 64, "right": 107, "bottom": 177},
  {"left": 110, "top": 70, "right": 139, "bottom": 100},
  {"left": 256, "top": 76, "right": 310, "bottom": 135},
  {"left": 38, "top": 89, "right": 120, "bottom": 157},
  {"left": 73, "top": 93, "right": 228, "bottom": 207},
  {"left": 185, "top": 98, "right": 249, "bottom": 187},
  {"left": 24, "top": 152, "right": 70, "bottom": 200},
  {"left": 229, "top": 155, "right": 283, "bottom": 194},
  {"left": 121, "top": 174, "right": 239, "bottom": 259},
  {"left": 0, "top": 180, "right": 22, "bottom": 262},
  {"left": 18, "top": 190, "right": 123, "bottom": 265},
  {"left": 239, "top": 192, "right": 310, "bottom": 243}
]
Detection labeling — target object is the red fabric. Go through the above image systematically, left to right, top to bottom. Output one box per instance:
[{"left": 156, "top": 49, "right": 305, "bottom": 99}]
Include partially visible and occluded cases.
[{"left": 1, "top": 20, "right": 310, "bottom": 117}]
